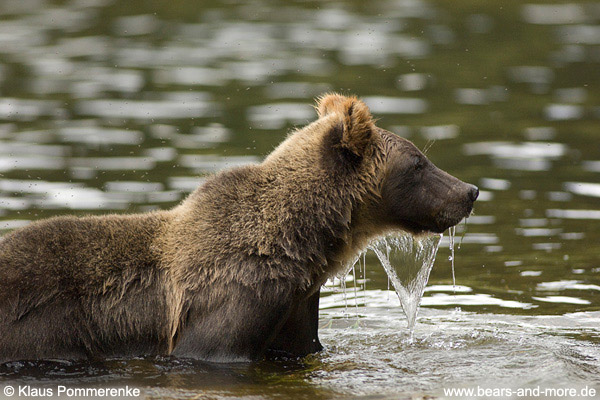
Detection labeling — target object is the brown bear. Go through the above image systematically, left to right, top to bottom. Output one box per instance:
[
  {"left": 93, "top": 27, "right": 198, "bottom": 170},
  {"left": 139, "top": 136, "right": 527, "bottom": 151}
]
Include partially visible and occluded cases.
[{"left": 0, "top": 94, "right": 478, "bottom": 363}]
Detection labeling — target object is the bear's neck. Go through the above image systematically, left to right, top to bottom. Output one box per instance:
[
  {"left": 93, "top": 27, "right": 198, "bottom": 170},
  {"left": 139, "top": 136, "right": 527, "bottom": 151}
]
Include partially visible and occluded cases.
[{"left": 172, "top": 161, "right": 377, "bottom": 292}]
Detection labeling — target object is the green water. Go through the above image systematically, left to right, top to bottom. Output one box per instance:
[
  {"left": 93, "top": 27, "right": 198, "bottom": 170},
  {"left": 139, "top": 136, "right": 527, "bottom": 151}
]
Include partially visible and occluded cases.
[{"left": 1, "top": 0, "right": 600, "bottom": 398}]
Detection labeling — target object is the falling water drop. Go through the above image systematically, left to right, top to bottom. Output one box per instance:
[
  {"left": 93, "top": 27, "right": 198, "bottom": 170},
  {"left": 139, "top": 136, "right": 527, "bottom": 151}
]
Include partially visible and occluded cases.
[
  {"left": 458, "top": 217, "right": 468, "bottom": 250},
  {"left": 449, "top": 225, "right": 456, "bottom": 293},
  {"left": 362, "top": 251, "right": 367, "bottom": 302},
  {"left": 337, "top": 254, "right": 362, "bottom": 318},
  {"left": 352, "top": 262, "right": 359, "bottom": 313},
  {"left": 341, "top": 273, "right": 348, "bottom": 315}
]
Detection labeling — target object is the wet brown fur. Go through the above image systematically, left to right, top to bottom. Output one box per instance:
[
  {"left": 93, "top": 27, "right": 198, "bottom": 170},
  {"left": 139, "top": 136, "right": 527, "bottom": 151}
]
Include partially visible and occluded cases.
[{"left": 0, "top": 94, "right": 477, "bottom": 362}]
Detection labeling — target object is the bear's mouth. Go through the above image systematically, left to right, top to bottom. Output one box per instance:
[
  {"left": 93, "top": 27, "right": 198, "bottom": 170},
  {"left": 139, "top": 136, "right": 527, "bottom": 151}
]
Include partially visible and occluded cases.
[
  {"left": 403, "top": 204, "right": 474, "bottom": 235},
  {"left": 433, "top": 204, "right": 475, "bottom": 233},
  {"left": 434, "top": 214, "right": 467, "bottom": 233},
  {"left": 400, "top": 219, "right": 447, "bottom": 235}
]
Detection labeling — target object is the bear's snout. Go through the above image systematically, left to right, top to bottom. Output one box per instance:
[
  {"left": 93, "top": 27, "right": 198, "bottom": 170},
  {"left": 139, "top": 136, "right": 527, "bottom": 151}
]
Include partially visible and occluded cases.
[
  {"left": 436, "top": 182, "right": 478, "bottom": 232},
  {"left": 459, "top": 183, "right": 479, "bottom": 217},
  {"left": 467, "top": 185, "right": 479, "bottom": 203}
]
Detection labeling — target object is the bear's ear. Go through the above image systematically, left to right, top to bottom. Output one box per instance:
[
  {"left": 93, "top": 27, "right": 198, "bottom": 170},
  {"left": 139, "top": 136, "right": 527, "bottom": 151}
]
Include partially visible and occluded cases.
[{"left": 316, "top": 93, "right": 374, "bottom": 159}]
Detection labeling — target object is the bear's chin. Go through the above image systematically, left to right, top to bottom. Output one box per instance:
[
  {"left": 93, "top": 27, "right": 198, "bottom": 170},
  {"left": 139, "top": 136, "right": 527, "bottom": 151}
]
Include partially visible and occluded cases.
[
  {"left": 431, "top": 203, "right": 475, "bottom": 234},
  {"left": 401, "top": 213, "right": 470, "bottom": 236},
  {"left": 399, "top": 220, "right": 445, "bottom": 236},
  {"left": 408, "top": 225, "right": 456, "bottom": 237}
]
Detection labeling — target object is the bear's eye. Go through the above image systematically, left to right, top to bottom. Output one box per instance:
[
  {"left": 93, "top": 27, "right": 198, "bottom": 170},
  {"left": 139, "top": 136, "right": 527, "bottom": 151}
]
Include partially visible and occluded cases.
[{"left": 413, "top": 157, "right": 425, "bottom": 171}]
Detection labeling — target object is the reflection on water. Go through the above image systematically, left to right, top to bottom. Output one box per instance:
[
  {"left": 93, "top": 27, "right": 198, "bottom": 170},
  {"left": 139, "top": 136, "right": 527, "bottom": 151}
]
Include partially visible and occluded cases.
[{"left": 1, "top": 0, "right": 600, "bottom": 397}]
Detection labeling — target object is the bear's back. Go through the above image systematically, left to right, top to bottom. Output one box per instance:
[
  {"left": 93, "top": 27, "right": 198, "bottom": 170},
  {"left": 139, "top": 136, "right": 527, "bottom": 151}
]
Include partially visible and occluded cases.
[{"left": 0, "top": 212, "right": 174, "bottom": 362}]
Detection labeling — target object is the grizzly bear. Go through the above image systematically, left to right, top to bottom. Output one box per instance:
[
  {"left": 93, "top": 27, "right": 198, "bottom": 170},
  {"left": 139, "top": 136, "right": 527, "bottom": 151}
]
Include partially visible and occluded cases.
[{"left": 0, "top": 94, "right": 478, "bottom": 362}]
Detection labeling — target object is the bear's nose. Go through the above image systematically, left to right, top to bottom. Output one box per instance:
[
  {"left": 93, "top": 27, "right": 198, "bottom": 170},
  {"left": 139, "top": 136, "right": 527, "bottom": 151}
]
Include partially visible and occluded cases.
[{"left": 468, "top": 185, "right": 479, "bottom": 202}]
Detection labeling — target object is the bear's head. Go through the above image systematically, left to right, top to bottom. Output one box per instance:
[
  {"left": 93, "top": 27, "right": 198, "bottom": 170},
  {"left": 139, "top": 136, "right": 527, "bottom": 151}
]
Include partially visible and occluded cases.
[
  {"left": 265, "top": 93, "right": 478, "bottom": 244},
  {"left": 315, "top": 93, "right": 478, "bottom": 237}
]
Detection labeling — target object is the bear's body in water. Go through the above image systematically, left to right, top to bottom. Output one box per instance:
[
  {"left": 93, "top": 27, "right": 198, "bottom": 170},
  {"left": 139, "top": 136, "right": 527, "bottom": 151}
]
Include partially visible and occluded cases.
[{"left": 0, "top": 94, "right": 478, "bottom": 362}]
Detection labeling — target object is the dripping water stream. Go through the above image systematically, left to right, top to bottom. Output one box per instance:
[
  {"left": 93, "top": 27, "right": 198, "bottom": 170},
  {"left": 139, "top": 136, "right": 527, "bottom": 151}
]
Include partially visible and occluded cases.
[
  {"left": 449, "top": 225, "right": 456, "bottom": 293},
  {"left": 335, "top": 227, "right": 462, "bottom": 338},
  {"left": 368, "top": 233, "right": 442, "bottom": 340}
]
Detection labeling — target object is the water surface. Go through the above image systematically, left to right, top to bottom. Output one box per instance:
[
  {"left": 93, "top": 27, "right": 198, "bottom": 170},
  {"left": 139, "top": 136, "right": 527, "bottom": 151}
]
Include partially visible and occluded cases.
[{"left": 1, "top": 0, "right": 599, "bottom": 398}]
